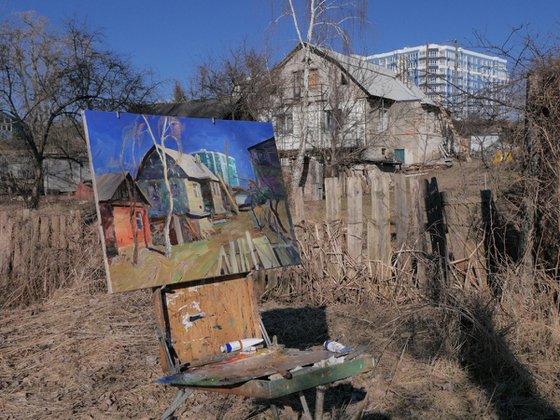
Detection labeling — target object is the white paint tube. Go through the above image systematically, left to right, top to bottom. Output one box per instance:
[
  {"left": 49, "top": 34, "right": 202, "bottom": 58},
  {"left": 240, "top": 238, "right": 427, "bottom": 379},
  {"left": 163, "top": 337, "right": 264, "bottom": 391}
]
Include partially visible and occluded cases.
[
  {"left": 220, "top": 338, "right": 264, "bottom": 353},
  {"left": 323, "top": 340, "right": 352, "bottom": 353}
]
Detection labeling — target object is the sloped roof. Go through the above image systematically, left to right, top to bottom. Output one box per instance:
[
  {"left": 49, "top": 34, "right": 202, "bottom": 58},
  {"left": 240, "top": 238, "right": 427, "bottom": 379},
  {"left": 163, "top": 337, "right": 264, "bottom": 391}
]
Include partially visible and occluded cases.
[
  {"left": 279, "top": 44, "right": 434, "bottom": 105},
  {"left": 313, "top": 46, "right": 434, "bottom": 104},
  {"left": 139, "top": 99, "right": 236, "bottom": 120},
  {"left": 158, "top": 147, "right": 219, "bottom": 182},
  {"left": 95, "top": 172, "right": 150, "bottom": 204},
  {"left": 96, "top": 173, "right": 125, "bottom": 201}
]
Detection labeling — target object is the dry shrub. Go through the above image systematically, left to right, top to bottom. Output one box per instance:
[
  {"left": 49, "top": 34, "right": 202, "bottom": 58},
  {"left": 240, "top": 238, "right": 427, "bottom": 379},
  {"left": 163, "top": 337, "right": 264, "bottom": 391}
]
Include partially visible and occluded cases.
[
  {"left": 0, "top": 208, "right": 105, "bottom": 309},
  {"left": 265, "top": 220, "right": 421, "bottom": 306}
]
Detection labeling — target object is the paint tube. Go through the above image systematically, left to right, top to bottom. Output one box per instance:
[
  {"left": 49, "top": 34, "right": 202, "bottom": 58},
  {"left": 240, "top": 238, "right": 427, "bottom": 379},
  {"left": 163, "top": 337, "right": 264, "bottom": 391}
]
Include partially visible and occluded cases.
[
  {"left": 220, "top": 338, "right": 263, "bottom": 353},
  {"left": 323, "top": 340, "right": 352, "bottom": 353}
]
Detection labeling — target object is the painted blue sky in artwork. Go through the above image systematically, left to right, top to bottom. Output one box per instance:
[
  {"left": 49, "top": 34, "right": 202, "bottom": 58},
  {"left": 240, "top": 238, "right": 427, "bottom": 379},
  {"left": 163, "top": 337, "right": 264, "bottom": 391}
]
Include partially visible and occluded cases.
[{"left": 83, "top": 110, "right": 274, "bottom": 187}]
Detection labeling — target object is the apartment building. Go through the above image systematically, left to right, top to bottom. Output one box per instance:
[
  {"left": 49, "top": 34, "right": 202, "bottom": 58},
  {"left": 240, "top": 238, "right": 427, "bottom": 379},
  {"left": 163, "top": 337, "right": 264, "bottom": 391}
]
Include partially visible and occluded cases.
[{"left": 363, "top": 44, "right": 508, "bottom": 117}]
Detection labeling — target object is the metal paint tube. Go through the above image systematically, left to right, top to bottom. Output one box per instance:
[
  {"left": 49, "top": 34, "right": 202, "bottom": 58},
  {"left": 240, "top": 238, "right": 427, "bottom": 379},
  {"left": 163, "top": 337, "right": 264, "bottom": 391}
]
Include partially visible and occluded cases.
[{"left": 220, "top": 338, "right": 263, "bottom": 353}]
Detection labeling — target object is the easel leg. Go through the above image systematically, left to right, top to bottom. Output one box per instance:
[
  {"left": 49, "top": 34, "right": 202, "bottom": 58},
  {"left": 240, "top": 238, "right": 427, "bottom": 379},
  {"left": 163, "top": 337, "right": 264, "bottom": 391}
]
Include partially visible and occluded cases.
[
  {"left": 314, "top": 385, "right": 327, "bottom": 420},
  {"left": 161, "top": 388, "right": 193, "bottom": 420},
  {"left": 299, "top": 391, "right": 313, "bottom": 420},
  {"left": 270, "top": 403, "right": 280, "bottom": 420}
]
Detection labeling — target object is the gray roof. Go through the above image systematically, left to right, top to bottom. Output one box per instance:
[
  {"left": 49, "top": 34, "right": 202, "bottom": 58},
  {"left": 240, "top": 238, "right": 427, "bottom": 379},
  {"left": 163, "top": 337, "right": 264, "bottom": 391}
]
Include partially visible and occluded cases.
[
  {"left": 313, "top": 46, "right": 434, "bottom": 104},
  {"left": 140, "top": 99, "right": 235, "bottom": 120},
  {"left": 162, "top": 148, "right": 219, "bottom": 182},
  {"left": 95, "top": 172, "right": 150, "bottom": 204},
  {"left": 95, "top": 173, "right": 125, "bottom": 201}
]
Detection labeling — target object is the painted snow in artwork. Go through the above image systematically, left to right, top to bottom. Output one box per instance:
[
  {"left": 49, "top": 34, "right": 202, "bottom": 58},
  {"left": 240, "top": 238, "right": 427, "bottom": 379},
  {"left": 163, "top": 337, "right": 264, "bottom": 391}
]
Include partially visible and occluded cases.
[{"left": 83, "top": 110, "right": 300, "bottom": 293}]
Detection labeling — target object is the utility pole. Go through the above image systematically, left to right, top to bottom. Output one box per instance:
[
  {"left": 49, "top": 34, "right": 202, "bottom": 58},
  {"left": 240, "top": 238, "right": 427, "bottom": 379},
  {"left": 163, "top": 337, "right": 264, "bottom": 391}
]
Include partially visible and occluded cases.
[{"left": 453, "top": 39, "right": 459, "bottom": 114}]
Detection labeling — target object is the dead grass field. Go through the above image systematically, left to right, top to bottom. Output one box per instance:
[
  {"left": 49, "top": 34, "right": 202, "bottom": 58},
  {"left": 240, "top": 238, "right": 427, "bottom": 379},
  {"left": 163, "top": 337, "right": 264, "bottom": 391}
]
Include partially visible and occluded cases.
[{"left": 0, "top": 159, "right": 558, "bottom": 419}]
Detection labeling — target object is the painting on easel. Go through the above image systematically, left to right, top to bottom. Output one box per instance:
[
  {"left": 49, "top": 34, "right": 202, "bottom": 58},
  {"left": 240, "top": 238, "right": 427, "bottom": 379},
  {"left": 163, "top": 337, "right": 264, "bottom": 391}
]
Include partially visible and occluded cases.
[{"left": 83, "top": 110, "right": 300, "bottom": 293}]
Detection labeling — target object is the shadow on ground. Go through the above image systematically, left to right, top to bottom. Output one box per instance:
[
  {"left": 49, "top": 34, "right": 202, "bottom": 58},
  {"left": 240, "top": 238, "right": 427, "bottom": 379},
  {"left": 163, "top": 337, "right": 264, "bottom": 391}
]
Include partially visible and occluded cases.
[
  {"left": 457, "top": 298, "right": 559, "bottom": 419},
  {"left": 260, "top": 306, "right": 377, "bottom": 418},
  {"left": 261, "top": 306, "right": 329, "bottom": 349}
]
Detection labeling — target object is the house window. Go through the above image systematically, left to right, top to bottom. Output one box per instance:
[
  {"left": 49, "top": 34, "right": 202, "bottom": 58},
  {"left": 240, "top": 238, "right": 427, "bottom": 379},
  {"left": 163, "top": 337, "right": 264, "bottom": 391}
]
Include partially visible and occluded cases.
[
  {"left": 309, "top": 69, "right": 319, "bottom": 91},
  {"left": 293, "top": 71, "right": 302, "bottom": 98},
  {"left": 341, "top": 73, "right": 348, "bottom": 85},
  {"left": 378, "top": 108, "right": 388, "bottom": 132},
  {"left": 325, "top": 109, "right": 342, "bottom": 131},
  {"left": 275, "top": 114, "right": 293, "bottom": 134},
  {"left": 193, "top": 183, "right": 200, "bottom": 198},
  {"left": 135, "top": 212, "right": 144, "bottom": 230}
]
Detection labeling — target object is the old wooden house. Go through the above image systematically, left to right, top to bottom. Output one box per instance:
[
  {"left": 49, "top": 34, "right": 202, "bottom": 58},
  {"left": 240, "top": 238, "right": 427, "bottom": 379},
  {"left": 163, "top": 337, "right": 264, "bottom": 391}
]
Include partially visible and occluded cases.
[
  {"left": 268, "top": 44, "right": 449, "bottom": 168},
  {"left": 136, "top": 146, "right": 225, "bottom": 246},
  {"left": 95, "top": 172, "right": 151, "bottom": 257}
]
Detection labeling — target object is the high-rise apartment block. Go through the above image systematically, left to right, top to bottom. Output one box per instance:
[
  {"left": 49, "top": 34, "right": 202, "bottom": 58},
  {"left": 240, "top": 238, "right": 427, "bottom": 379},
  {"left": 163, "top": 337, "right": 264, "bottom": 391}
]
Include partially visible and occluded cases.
[
  {"left": 363, "top": 44, "right": 508, "bottom": 117},
  {"left": 192, "top": 149, "right": 239, "bottom": 187}
]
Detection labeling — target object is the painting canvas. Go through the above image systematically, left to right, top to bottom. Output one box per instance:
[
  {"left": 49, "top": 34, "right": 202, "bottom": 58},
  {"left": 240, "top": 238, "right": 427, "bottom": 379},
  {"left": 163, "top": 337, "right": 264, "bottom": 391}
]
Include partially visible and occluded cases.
[{"left": 83, "top": 110, "right": 300, "bottom": 293}]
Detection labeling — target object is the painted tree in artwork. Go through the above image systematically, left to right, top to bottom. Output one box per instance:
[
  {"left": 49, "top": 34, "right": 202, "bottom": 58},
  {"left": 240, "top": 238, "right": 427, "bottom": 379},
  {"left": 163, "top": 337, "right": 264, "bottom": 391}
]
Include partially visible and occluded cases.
[{"left": 126, "top": 116, "right": 182, "bottom": 259}]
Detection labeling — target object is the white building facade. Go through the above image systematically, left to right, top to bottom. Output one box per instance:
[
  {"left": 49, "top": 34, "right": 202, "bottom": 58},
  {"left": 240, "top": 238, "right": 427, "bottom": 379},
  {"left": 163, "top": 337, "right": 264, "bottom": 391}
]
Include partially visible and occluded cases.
[
  {"left": 363, "top": 44, "right": 508, "bottom": 117},
  {"left": 268, "top": 45, "right": 449, "bottom": 167}
]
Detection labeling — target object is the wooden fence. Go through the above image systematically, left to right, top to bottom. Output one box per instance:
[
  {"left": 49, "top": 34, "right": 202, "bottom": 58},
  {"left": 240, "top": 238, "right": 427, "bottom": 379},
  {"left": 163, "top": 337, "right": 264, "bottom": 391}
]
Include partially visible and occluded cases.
[
  {"left": 263, "top": 167, "right": 491, "bottom": 304},
  {"left": 0, "top": 209, "right": 102, "bottom": 308}
]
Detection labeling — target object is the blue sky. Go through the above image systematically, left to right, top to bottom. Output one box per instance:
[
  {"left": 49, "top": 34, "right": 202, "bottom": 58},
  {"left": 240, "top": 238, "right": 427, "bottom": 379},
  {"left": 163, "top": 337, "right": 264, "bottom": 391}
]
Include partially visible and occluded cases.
[
  {"left": 3, "top": 0, "right": 559, "bottom": 98},
  {"left": 84, "top": 110, "right": 274, "bottom": 186}
]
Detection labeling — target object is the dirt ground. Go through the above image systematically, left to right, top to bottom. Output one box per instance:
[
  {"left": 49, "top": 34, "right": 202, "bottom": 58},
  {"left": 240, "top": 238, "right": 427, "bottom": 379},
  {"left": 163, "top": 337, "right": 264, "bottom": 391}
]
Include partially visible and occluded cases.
[{"left": 0, "top": 160, "right": 557, "bottom": 419}]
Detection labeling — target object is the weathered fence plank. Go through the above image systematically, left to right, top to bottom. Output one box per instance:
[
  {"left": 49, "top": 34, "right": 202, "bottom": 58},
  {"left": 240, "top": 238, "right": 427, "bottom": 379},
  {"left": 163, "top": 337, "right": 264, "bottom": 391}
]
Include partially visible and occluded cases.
[
  {"left": 368, "top": 170, "right": 391, "bottom": 279},
  {"left": 394, "top": 173, "right": 410, "bottom": 247},
  {"left": 346, "top": 176, "right": 363, "bottom": 262},
  {"left": 410, "top": 176, "right": 427, "bottom": 288},
  {"left": 325, "top": 177, "right": 340, "bottom": 222},
  {"left": 292, "top": 187, "right": 305, "bottom": 225}
]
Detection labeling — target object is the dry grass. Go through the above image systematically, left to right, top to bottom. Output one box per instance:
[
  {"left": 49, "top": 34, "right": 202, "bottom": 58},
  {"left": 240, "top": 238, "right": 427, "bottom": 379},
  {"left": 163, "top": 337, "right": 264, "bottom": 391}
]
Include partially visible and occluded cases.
[{"left": 2, "top": 159, "right": 560, "bottom": 418}]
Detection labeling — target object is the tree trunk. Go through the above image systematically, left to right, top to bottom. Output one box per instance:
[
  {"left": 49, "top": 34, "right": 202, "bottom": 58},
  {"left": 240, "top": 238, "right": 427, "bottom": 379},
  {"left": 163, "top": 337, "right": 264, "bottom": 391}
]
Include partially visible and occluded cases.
[{"left": 29, "top": 162, "right": 44, "bottom": 209}]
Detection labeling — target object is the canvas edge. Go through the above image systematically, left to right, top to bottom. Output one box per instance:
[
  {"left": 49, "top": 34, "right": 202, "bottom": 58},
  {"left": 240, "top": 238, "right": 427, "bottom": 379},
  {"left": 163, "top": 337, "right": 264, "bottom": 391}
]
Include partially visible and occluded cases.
[{"left": 81, "top": 110, "right": 114, "bottom": 294}]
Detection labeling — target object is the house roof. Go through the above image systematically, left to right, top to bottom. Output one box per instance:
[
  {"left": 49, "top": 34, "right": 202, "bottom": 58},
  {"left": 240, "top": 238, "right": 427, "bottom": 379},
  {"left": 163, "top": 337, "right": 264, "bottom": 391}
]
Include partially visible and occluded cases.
[
  {"left": 280, "top": 44, "right": 434, "bottom": 105},
  {"left": 139, "top": 99, "right": 237, "bottom": 120},
  {"left": 153, "top": 147, "right": 219, "bottom": 182},
  {"left": 95, "top": 172, "right": 150, "bottom": 204}
]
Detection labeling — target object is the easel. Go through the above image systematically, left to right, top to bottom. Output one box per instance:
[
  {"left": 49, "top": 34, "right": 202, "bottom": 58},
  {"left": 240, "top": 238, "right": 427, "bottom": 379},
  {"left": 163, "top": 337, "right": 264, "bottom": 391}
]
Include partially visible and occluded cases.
[{"left": 153, "top": 273, "right": 374, "bottom": 419}]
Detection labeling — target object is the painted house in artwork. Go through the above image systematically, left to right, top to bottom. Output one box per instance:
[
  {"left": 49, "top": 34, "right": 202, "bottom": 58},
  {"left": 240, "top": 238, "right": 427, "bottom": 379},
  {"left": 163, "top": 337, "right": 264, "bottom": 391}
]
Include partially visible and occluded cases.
[
  {"left": 247, "top": 138, "right": 287, "bottom": 199},
  {"left": 136, "top": 146, "right": 226, "bottom": 245},
  {"left": 95, "top": 172, "right": 151, "bottom": 257}
]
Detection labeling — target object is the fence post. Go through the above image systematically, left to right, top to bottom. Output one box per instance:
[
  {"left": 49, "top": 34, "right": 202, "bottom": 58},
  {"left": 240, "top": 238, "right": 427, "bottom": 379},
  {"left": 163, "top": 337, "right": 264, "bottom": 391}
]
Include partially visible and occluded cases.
[
  {"left": 369, "top": 170, "right": 391, "bottom": 279},
  {"left": 394, "top": 173, "right": 410, "bottom": 246},
  {"left": 346, "top": 176, "right": 363, "bottom": 263},
  {"left": 410, "top": 176, "right": 427, "bottom": 288},
  {"left": 325, "top": 177, "right": 340, "bottom": 222},
  {"left": 424, "top": 177, "right": 448, "bottom": 300},
  {"left": 292, "top": 186, "right": 305, "bottom": 225},
  {"left": 481, "top": 189, "right": 499, "bottom": 296}
]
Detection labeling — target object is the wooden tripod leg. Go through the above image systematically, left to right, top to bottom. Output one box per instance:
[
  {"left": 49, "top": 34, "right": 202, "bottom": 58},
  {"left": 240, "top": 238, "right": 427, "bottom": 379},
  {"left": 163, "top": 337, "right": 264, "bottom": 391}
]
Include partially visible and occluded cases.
[
  {"left": 315, "top": 385, "right": 327, "bottom": 420},
  {"left": 161, "top": 388, "right": 193, "bottom": 420},
  {"left": 299, "top": 391, "right": 313, "bottom": 420},
  {"left": 270, "top": 403, "right": 280, "bottom": 420}
]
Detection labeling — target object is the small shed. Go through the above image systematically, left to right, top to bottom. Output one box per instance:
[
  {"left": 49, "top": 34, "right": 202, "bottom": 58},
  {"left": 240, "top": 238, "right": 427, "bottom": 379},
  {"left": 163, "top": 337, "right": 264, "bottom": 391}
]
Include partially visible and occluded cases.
[{"left": 96, "top": 172, "right": 151, "bottom": 256}]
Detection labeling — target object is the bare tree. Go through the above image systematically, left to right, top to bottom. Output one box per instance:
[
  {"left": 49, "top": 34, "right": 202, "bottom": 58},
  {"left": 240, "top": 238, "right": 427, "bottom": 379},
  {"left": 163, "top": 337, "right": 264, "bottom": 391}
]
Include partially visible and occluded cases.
[
  {"left": 279, "top": 0, "right": 368, "bottom": 191},
  {"left": 0, "top": 13, "right": 156, "bottom": 208},
  {"left": 187, "top": 44, "right": 276, "bottom": 120},
  {"left": 172, "top": 81, "right": 187, "bottom": 103}
]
